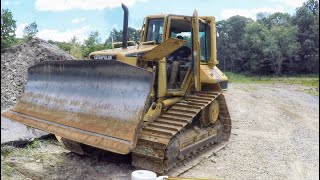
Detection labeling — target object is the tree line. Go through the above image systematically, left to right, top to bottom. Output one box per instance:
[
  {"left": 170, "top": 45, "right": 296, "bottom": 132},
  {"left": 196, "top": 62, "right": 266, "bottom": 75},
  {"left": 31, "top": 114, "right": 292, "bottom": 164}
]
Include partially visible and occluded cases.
[
  {"left": 1, "top": 0, "right": 319, "bottom": 75},
  {"left": 217, "top": 0, "right": 319, "bottom": 75}
]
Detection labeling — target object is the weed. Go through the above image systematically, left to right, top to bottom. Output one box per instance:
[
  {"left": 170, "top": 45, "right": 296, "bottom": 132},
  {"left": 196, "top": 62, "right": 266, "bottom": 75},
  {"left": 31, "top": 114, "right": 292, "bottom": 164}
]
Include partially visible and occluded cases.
[{"left": 26, "top": 140, "right": 41, "bottom": 149}]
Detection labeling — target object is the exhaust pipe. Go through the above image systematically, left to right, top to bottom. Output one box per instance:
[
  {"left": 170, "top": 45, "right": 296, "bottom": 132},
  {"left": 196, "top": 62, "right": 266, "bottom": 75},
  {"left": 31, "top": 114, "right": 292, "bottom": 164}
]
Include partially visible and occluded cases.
[{"left": 121, "top": 3, "right": 129, "bottom": 49}]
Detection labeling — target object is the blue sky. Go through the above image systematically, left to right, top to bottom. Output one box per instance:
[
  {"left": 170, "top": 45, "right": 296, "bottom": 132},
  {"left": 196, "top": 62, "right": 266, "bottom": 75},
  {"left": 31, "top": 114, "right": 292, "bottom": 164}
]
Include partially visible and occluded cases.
[{"left": 1, "top": 0, "right": 307, "bottom": 43}]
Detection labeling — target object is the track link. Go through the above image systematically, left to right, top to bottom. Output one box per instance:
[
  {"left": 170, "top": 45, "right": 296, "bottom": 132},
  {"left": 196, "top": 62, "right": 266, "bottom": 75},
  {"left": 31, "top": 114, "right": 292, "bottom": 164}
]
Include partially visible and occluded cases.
[{"left": 132, "top": 91, "right": 231, "bottom": 173}]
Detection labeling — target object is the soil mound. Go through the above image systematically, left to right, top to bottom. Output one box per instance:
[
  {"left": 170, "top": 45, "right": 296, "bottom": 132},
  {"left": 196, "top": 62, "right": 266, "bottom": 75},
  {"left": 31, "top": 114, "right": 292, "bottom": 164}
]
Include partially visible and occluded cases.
[{"left": 1, "top": 38, "right": 75, "bottom": 110}]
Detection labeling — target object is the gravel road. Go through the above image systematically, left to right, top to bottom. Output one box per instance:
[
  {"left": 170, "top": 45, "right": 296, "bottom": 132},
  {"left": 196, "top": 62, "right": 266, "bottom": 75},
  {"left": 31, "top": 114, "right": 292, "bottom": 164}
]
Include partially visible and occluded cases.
[{"left": 1, "top": 83, "right": 319, "bottom": 180}]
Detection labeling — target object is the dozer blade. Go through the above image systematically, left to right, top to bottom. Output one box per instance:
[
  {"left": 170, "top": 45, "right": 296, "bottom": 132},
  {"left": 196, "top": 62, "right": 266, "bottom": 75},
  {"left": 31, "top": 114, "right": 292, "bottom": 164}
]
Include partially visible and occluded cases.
[{"left": 2, "top": 60, "right": 154, "bottom": 154}]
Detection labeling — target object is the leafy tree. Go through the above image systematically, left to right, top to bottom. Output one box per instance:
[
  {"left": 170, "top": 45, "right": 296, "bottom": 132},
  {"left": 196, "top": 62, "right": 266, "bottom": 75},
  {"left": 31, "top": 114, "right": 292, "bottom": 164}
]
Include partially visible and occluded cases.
[
  {"left": 217, "top": 0, "right": 318, "bottom": 75},
  {"left": 293, "top": 0, "right": 319, "bottom": 73},
  {"left": 1, "top": 8, "right": 17, "bottom": 49},
  {"left": 255, "top": 12, "right": 301, "bottom": 75},
  {"left": 258, "top": 12, "right": 292, "bottom": 28},
  {"left": 216, "top": 16, "right": 253, "bottom": 72},
  {"left": 23, "top": 22, "right": 38, "bottom": 40},
  {"left": 243, "top": 22, "right": 272, "bottom": 74},
  {"left": 266, "top": 25, "right": 300, "bottom": 75},
  {"left": 105, "top": 27, "right": 141, "bottom": 47},
  {"left": 128, "top": 27, "right": 141, "bottom": 42},
  {"left": 83, "top": 31, "right": 105, "bottom": 57},
  {"left": 69, "top": 36, "right": 83, "bottom": 59},
  {"left": 57, "top": 41, "right": 72, "bottom": 52}
]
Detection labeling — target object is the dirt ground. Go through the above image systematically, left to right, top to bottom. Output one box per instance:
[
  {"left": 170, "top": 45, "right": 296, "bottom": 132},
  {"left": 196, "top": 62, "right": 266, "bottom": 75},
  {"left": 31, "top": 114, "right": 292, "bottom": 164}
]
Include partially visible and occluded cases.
[{"left": 1, "top": 83, "right": 319, "bottom": 180}]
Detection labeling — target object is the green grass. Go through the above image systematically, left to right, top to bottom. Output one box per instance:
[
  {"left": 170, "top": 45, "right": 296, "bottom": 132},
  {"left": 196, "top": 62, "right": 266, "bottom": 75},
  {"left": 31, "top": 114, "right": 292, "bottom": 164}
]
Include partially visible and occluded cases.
[
  {"left": 225, "top": 72, "right": 319, "bottom": 96},
  {"left": 225, "top": 72, "right": 319, "bottom": 86},
  {"left": 1, "top": 140, "right": 53, "bottom": 159},
  {"left": 26, "top": 140, "right": 41, "bottom": 149},
  {"left": 1, "top": 146, "right": 13, "bottom": 157}
]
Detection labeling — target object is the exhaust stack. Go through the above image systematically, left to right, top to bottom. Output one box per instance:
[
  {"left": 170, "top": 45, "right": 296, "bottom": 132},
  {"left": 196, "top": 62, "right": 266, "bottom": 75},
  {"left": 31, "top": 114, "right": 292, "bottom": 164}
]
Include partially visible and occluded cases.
[{"left": 121, "top": 3, "right": 129, "bottom": 49}]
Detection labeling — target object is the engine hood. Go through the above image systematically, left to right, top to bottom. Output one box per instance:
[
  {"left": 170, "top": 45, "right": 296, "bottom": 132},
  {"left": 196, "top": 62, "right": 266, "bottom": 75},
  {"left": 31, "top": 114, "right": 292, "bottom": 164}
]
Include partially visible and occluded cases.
[{"left": 89, "top": 44, "right": 156, "bottom": 66}]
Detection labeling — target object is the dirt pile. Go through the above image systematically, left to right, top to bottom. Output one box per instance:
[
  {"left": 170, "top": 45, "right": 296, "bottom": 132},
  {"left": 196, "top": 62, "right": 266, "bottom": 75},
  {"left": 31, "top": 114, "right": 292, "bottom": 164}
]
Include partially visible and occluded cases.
[{"left": 1, "top": 38, "right": 75, "bottom": 110}]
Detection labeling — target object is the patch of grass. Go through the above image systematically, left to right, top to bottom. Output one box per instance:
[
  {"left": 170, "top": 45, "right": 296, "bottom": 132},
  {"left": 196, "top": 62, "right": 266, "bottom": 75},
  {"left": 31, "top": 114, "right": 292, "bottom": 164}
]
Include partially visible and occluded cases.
[
  {"left": 225, "top": 72, "right": 319, "bottom": 96},
  {"left": 225, "top": 72, "right": 319, "bottom": 86},
  {"left": 303, "top": 89, "right": 319, "bottom": 96},
  {"left": 3, "top": 139, "right": 53, "bottom": 158},
  {"left": 26, "top": 140, "right": 41, "bottom": 149},
  {"left": 1, "top": 146, "right": 14, "bottom": 157}
]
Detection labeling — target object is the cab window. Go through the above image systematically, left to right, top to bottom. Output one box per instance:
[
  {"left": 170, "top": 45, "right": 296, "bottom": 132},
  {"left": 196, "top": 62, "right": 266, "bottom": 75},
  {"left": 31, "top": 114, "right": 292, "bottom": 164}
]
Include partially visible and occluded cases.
[
  {"left": 146, "top": 18, "right": 164, "bottom": 44},
  {"left": 199, "top": 22, "right": 211, "bottom": 62}
]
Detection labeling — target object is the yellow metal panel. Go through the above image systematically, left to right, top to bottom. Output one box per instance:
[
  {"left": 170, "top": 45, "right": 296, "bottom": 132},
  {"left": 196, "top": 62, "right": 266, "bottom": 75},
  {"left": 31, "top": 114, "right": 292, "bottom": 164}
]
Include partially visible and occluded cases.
[
  {"left": 192, "top": 10, "right": 201, "bottom": 91},
  {"left": 141, "top": 38, "right": 186, "bottom": 61},
  {"left": 158, "top": 59, "right": 167, "bottom": 99},
  {"left": 200, "top": 65, "right": 228, "bottom": 84}
]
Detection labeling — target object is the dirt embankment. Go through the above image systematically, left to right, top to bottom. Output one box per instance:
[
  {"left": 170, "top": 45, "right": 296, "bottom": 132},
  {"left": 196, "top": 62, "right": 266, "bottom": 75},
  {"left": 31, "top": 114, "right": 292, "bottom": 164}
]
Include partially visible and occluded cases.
[
  {"left": 1, "top": 38, "right": 75, "bottom": 110},
  {"left": 1, "top": 83, "right": 319, "bottom": 180}
]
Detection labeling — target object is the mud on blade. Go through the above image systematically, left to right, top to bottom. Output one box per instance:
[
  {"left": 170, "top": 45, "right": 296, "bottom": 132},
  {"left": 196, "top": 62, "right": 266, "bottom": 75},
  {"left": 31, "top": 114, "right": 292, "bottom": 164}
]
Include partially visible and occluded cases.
[{"left": 2, "top": 60, "right": 154, "bottom": 154}]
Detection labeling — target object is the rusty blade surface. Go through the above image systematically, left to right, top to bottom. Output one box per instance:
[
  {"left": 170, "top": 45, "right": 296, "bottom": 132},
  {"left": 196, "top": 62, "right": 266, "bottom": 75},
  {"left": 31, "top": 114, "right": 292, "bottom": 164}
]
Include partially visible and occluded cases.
[{"left": 2, "top": 60, "right": 154, "bottom": 154}]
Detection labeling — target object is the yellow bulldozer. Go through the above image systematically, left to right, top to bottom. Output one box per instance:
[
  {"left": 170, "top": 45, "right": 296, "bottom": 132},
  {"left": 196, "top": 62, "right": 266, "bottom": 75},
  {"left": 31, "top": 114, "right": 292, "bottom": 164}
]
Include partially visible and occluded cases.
[{"left": 2, "top": 4, "right": 231, "bottom": 173}]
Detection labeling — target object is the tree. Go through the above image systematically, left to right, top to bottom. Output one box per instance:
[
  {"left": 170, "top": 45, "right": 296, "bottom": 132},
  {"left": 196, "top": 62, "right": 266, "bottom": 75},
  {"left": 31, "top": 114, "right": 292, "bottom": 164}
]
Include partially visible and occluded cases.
[
  {"left": 293, "top": 0, "right": 319, "bottom": 73},
  {"left": 1, "top": 8, "right": 17, "bottom": 49},
  {"left": 255, "top": 12, "right": 301, "bottom": 75},
  {"left": 258, "top": 12, "right": 292, "bottom": 28},
  {"left": 216, "top": 16, "right": 253, "bottom": 72},
  {"left": 23, "top": 22, "right": 38, "bottom": 40},
  {"left": 243, "top": 22, "right": 272, "bottom": 75},
  {"left": 266, "top": 25, "right": 300, "bottom": 75},
  {"left": 105, "top": 27, "right": 141, "bottom": 47},
  {"left": 83, "top": 31, "right": 105, "bottom": 57},
  {"left": 69, "top": 36, "right": 83, "bottom": 59},
  {"left": 57, "top": 42, "right": 72, "bottom": 52}
]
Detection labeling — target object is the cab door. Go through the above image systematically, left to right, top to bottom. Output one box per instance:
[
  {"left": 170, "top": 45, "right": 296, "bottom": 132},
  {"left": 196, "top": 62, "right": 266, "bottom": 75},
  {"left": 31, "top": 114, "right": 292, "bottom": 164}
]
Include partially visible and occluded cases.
[{"left": 192, "top": 10, "right": 201, "bottom": 91}]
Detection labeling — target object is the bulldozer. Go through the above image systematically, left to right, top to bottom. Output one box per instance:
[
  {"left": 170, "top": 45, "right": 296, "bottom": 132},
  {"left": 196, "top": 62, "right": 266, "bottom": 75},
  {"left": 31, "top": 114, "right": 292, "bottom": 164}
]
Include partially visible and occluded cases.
[{"left": 2, "top": 4, "right": 231, "bottom": 173}]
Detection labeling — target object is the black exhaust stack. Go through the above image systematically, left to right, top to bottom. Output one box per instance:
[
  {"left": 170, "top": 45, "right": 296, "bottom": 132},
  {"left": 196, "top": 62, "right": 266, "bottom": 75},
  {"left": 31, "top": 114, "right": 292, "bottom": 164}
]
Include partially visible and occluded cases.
[{"left": 121, "top": 3, "right": 129, "bottom": 49}]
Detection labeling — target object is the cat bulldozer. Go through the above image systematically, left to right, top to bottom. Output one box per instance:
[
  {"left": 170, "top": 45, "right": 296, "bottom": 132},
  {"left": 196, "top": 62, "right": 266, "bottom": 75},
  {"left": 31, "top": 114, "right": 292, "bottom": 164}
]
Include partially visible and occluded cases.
[{"left": 2, "top": 4, "right": 231, "bottom": 173}]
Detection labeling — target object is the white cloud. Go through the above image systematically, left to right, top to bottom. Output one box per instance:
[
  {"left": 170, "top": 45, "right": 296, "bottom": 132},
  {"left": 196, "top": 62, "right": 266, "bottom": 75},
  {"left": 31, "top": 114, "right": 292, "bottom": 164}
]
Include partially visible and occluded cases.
[
  {"left": 4, "top": 0, "right": 21, "bottom": 6},
  {"left": 35, "top": 0, "right": 147, "bottom": 11},
  {"left": 270, "top": 0, "right": 307, "bottom": 7},
  {"left": 221, "top": 6, "right": 285, "bottom": 20},
  {"left": 71, "top": 17, "right": 86, "bottom": 24},
  {"left": 16, "top": 23, "right": 28, "bottom": 38},
  {"left": 36, "top": 26, "right": 91, "bottom": 42}
]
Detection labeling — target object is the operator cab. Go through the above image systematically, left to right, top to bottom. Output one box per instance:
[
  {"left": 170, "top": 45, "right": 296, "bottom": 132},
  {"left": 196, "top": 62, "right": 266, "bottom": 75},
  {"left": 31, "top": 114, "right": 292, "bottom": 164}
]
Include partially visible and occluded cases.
[{"left": 141, "top": 15, "right": 212, "bottom": 90}]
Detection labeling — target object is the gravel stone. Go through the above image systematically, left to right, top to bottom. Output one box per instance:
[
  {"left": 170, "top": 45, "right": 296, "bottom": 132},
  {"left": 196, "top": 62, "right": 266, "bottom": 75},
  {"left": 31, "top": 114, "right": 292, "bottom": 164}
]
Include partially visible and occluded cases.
[{"left": 1, "top": 38, "right": 75, "bottom": 110}]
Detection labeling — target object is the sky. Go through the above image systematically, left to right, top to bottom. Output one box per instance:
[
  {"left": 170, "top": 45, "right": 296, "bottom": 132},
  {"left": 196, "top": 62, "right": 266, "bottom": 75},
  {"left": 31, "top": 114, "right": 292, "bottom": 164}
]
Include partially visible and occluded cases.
[{"left": 1, "top": 0, "right": 308, "bottom": 43}]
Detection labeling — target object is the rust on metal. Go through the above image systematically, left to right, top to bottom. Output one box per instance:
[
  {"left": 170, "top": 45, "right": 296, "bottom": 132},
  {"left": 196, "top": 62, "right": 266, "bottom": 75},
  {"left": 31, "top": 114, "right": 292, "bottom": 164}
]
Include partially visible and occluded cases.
[
  {"left": 2, "top": 60, "right": 154, "bottom": 154},
  {"left": 132, "top": 92, "right": 232, "bottom": 174}
]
